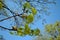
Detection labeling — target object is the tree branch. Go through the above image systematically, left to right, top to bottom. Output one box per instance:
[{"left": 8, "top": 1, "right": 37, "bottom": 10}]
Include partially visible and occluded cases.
[
  {"left": 1, "top": 1, "right": 23, "bottom": 27},
  {"left": 4, "top": 5, "right": 21, "bottom": 27},
  {"left": 0, "top": 14, "right": 22, "bottom": 22},
  {"left": 0, "top": 26, "right": 16, "bottom": 31}
]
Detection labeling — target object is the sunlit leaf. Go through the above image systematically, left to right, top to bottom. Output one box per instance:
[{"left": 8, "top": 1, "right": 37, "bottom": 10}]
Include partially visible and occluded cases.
[
  {"left": 23, "top": 2, "right": 31, "bottom": 9},
  {"left": 31, "top": 7, "right": 37, "bottom": 15},
  {"left": 26, "top": 13, "right": 34, "bottom": 24},
  {"left": 45, "top": 21, "right": 60, "bottom": 40},
  {"left": 53, "top": 21, "right": 60, "bottom": 32},
  {"left": 54, "top": 21, "right": 60, "bottom": 27},
  {"left": 24, "top": 23, "right": 31, "bottom": 35},
  {"left": 45, "top": 24, "right": 52, "bottom": 33},
  {"left": 17, "top": 26, "right": 24, "bottom": 36},
  {"left": 34, "top": 28, "right": 40, "bottom": 36}
]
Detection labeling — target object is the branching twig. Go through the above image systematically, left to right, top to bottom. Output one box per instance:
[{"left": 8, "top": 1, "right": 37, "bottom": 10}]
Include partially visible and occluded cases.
[
  {"left": 0, "top": 0, "right": 22, "bottom": 31},
  {"left": 1, "top": 1, "right": 22, "bottom": 27},
  {"left": 3, "top": 6, "right": 19, "bottom": 27},
  {"left": 0, "top": 14, "right": 22, "bottom": 22}
]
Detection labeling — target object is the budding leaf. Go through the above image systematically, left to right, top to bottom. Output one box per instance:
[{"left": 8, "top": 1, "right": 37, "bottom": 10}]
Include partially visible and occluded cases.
[
  {"left": 23, "top": 2, "right": 31, "bottom": 9},
  {"left": 31, "top": 7, "right": 37, "bottom": 15},
  {"left": 26, "top": 13, "right": 34, "bottom": 24}
]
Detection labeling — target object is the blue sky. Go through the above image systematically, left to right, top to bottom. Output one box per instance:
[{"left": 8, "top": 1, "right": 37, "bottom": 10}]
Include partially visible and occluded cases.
[{"left": 0, "top": 0, "right": 60, "bottom": 40}]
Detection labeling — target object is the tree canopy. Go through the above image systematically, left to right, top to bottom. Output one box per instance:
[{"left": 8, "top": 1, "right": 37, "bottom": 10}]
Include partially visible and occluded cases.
[{"left": 0, "top": 0, "right": 59, "bottom": 40}]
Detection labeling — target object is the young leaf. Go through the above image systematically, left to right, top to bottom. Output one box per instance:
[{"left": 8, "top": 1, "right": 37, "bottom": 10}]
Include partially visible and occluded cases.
[
  {"left": 23, "top": 2, "right": 31, "bottom": 9},
  {"left": 31, "top": 7, "right": 37, "bottom": 15},
  {"left": 26, "top": 13, "right": 34, "bottom": 24},
  {"left": 54, "top": 21, "right": 60, "bottom": 27},
  {"left": 24, "top": 23, "right": 31, "bottom": 35},
  {"left": 45, "top": 24, "right": 53, "bottom": 33},
  {"left": 17, "top": 27, "right": 24, "bottom": 36},
  {"left": 34, "top": 28, "right": 40, "bottom": 36}
]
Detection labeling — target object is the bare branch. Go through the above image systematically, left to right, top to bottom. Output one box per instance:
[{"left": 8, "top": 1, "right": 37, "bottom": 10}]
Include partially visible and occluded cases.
[
  {"left": 1, "top": 2, "right": 22, "bottom": 27},
  {"left": 0, "top": 14, "right": 22, "bottom": 22},
  {"left": 0, "top": 26, "right": 16, "bottom": 31}
]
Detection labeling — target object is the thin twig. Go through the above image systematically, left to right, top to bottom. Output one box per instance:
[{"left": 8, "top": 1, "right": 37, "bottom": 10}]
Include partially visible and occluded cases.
[
  {"left": 2, "top": 2, "right": 22, "bottom": 27},
  {"left": 0, "top": 14, "right": 22, "bottom": 22},
  {"left": 0, "top": 26, "right": 16, "bottom": 31}
]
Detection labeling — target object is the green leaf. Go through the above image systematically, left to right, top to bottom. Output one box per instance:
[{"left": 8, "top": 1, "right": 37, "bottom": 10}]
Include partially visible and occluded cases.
[
  {"left": 0, "top": 0, "right": 3, "bottom": 2},
  {"left": 0, "top": 2, "right": 3, "bottom": 9},
  {"left": 23, "top": 2, "right": 31, "bottom": 8},
  {"left": 31, "top": 7, "right": 37, "bottom": 15},
  {"left": 26, "top": 13, "right": 34, "bottom": 24},
  {"left": 54, "top": 21, "right": 60, "bottom": 27},
  {"left": 24, "top": 23, "right": 31, "bottom": 35},
  {"left": 45, "top": 24, "right": 55, "bottom": 33},
  {"left": 17, "top": 27, "right": 24, "bottom": 36},
  {"left": 34, "top": 28, "right": 40, "bottom": 36},
  {"left": 57, "top": 28, "right": 60, "bottom": 32},
  {"left": 30, "top": 30, "right": 35, "bottom": 36},
  {"left": 56, "top": 35, "right": 60, "bottom": 40}
]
